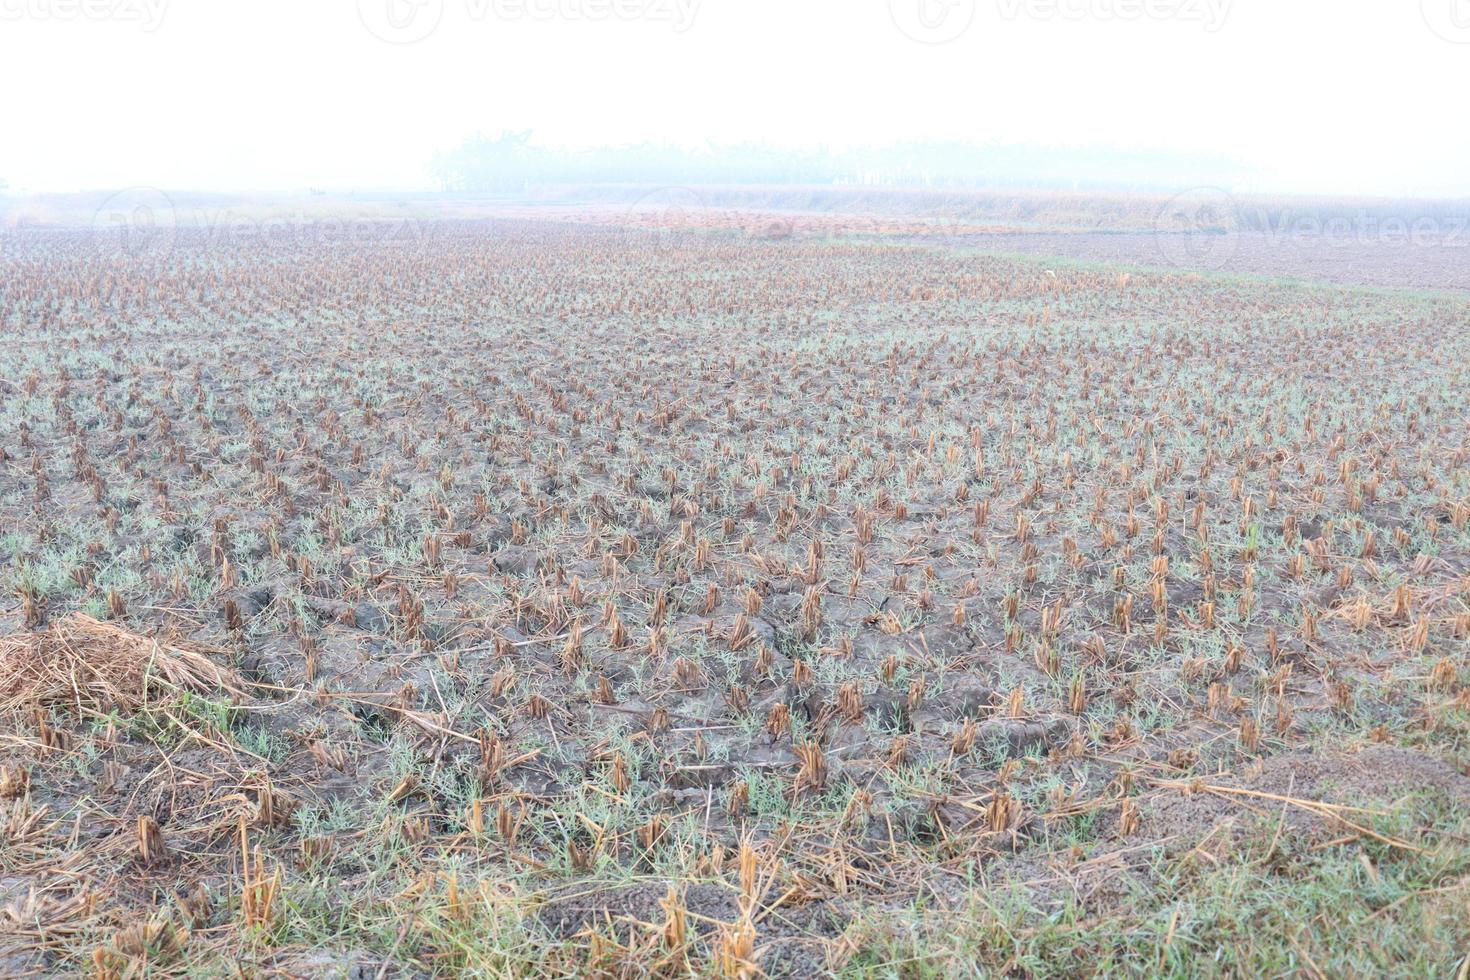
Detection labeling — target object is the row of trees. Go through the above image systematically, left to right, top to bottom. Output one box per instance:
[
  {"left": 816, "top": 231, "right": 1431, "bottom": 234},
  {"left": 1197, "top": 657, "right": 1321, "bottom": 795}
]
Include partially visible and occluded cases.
[{"left": 428, "top": 132, "right": 1247, "bottom": 193}]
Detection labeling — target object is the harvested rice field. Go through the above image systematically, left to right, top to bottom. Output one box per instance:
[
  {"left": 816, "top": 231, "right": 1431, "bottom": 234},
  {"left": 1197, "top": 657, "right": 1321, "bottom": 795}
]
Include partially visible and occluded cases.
[{"left": 1, "top": 213, "right": 1468, "bottom": 976}]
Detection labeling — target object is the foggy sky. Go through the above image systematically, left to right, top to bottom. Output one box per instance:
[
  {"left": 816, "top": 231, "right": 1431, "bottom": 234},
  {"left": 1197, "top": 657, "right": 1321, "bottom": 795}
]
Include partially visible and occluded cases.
[{"left": 1, "top": 0, "right": 1466, "bottom": 197}]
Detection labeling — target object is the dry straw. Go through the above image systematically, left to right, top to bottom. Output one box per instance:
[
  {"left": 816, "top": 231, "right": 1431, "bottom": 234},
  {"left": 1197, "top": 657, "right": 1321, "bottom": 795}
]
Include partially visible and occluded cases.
[{"left": 0, "top": 614, "right": 244, "bottom": 715}]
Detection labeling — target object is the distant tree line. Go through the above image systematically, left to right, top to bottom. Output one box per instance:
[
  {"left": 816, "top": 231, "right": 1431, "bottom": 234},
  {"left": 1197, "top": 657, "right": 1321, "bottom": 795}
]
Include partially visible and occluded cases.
[{"left": 428, "top": 132, "right": 1249, "bottom": 193}]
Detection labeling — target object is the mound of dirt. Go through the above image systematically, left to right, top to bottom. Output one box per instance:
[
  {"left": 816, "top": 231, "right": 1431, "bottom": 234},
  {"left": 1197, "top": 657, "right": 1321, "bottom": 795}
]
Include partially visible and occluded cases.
[{"left": 1141, "top": 745, "right": 1470, "bottom": 843}]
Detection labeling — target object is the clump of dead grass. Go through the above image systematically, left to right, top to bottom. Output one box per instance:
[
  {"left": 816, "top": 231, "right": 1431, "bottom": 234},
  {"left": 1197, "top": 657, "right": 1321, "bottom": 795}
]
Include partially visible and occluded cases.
[{"left": 0, "top": 614, "right": 244, "bottom": 715}]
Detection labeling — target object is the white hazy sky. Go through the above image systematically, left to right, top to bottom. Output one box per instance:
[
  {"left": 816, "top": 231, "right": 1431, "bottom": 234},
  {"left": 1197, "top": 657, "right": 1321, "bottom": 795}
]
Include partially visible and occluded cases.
[{"left": 1, "top": 0, "right": 1466, "bottom": 196}]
